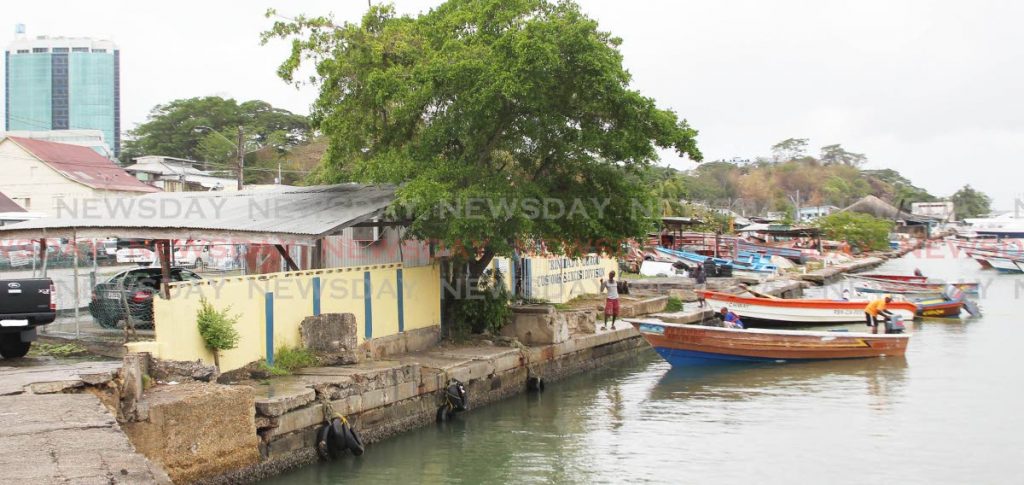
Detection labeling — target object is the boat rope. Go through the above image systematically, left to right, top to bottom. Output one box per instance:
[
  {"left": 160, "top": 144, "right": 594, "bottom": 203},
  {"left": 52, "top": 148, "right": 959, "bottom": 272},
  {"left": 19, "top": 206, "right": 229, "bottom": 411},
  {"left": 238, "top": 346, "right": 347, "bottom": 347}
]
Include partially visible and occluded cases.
[
  {"left": 508, "top": 338, "right": 537, "bottom": 377},
  {"left": 318, "top": 392, "right": 347, "bottom": 424}
]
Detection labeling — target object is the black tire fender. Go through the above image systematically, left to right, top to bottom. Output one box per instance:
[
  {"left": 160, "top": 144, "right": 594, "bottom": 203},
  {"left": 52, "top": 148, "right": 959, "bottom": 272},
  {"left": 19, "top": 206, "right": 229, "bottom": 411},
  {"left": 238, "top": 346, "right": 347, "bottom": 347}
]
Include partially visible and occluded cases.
[
  {"left": 527, "top": 376, "right": 545, "bottom": 392},
  {"left": 328, "top": 419, "right": 348, "bottom": 458},
  {"left": 316, "top": 424, "right": 332, "bottom": 461},
  {"left": 344, "top": 424, "right": 365, "bottom": 456}
]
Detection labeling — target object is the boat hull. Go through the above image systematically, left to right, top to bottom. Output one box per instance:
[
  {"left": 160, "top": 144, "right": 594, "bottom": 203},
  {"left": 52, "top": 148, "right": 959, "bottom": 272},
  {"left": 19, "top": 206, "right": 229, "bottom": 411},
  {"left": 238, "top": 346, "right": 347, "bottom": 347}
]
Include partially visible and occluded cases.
[
  {"left": 737, "top": 240, "right": 806, "bottom": 263},
  {"left": 987, "top": 256, "right": 1024, "bottom": 273},
  {"left": 848, "top": 274, "right": 979, "bottom": 293},
  {"left": 857, "top": 274, "right": 928, "bottom": 283},
  {"left": 701, "top": 291, "right": 918, "bottom": 324},
  {"left": 915, "top": 299, "right": 964, "bottom": 318},
  {"left": 631, "top": 320, "right": 909, "bottom": 364}
]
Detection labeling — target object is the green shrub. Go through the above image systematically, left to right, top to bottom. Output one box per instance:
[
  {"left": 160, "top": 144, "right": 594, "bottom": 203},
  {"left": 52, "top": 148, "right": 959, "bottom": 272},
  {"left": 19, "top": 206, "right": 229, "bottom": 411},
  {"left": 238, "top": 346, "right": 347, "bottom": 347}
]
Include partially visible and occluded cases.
[
  {"left": 815, "top": 212, "right": 894, "bottom": 251},
  {"left": 448, "top": 269, "right": 511, "bottom": 339},
  {"left": 664, "top": 296, "right": 683, "bottom": 312},
  {"left": 196, "top": 298, "right": 241, "bottom": 369},
  {"left": 28, "top": 342, "right": 88, "bottom": 357},
  {"left": 258, "top": 346, "right": 319, "bottom": 376},
  {"left": 274, "top": 346, "right": 318, "bottom": 371}
]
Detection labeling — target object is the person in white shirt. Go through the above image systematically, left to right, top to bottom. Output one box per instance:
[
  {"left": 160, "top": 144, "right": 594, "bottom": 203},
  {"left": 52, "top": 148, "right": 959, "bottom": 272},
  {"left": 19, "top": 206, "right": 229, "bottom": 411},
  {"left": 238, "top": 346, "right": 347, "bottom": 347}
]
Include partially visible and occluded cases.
[{"left": 600, "top": 271, "right": 620, "bottom": 330}]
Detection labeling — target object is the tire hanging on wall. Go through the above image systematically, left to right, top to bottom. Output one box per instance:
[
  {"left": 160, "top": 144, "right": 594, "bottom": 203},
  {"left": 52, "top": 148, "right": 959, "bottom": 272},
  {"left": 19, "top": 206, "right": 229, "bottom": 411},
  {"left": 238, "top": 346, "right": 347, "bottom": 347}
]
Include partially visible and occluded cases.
[
  {"left": 527, "top": 375, "right": 545, "bottom": 392},
  {"left": 344, "top": 424, "right": 365, "bottom": 456}
]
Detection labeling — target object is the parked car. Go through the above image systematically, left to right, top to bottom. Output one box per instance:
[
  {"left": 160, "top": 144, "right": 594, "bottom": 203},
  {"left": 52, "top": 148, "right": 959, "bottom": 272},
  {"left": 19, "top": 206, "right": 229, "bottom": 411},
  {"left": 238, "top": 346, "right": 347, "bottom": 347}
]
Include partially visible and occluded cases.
[
  {"left": 173, "top": 244, "right": 211, "bottom": 270},
  {"left": 88, "top": 268, "right": 201, "bottom": 329},
  {"left": 0, "top": 278, "right": 55, "bottom": 358}
]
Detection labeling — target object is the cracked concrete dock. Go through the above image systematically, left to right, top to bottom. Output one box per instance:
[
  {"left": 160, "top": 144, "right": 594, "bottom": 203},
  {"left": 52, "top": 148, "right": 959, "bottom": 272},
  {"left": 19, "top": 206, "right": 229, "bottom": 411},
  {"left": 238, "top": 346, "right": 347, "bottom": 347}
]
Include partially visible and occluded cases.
[{"left": 0, "top": 360, "right": 170, "bottom": 484}]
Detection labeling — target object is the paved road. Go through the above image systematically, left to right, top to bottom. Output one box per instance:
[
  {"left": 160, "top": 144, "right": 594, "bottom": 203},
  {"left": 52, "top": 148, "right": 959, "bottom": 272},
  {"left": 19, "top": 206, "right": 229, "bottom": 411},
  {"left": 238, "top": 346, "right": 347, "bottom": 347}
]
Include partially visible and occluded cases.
[{"left": 0, "top": 360, "right": 170, "bottom": 484}]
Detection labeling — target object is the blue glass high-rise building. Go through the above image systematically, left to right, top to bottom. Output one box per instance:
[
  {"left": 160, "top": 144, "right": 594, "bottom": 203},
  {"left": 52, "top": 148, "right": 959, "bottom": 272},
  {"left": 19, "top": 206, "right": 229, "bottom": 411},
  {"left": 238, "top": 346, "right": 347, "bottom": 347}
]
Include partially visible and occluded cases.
[{"left": 4, "top": 36, "right": 120, "bottom": 156}]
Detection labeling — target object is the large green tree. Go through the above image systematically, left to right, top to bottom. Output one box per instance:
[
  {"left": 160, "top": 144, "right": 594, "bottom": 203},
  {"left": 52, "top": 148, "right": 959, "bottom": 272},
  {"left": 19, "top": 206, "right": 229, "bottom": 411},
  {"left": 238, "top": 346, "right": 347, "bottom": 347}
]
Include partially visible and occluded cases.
[
  {"left": 263, "top": 0, "right": 701, "bottom": 278},
  {"left": 121, "top": 97, "right": 312, "bottom": 177},
  {"left": 819, "top": 143, "right": 866, "bottom": 167},
  {"left": 951, "top": 184, "right": 992, "bottom": 220}
]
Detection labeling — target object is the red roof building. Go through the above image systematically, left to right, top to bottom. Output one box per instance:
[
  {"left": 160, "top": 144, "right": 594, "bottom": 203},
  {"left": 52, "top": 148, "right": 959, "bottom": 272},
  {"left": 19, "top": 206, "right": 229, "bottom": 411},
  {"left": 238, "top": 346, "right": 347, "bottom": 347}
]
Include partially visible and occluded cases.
[
  {"left": 0, "top": 136, "right": 159, "bottom": 216},
  {"left": 3, "top": 137, "right": 157, "bottom": 193},
  {"left": 0, "top": 192, "right": 26, "bottom": 213}
]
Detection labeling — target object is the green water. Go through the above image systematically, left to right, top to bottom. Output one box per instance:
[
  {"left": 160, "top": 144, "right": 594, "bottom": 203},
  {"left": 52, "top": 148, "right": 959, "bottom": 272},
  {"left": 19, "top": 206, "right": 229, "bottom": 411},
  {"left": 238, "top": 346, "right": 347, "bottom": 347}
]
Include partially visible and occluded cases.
[{"left": 262, "top": 246, "right": 1024, "bottom": 484}]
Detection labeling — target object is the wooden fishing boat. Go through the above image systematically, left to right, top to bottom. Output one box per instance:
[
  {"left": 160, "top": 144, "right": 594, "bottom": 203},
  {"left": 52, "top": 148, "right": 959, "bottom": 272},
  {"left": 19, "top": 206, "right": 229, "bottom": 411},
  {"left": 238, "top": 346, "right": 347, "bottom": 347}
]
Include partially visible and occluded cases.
[
  {"left": 736, "top": 240, "right": 806, "bottom": 263},
  {"left": 656, "top": 246, "right": 777, "bottom": 274},
  {"left": 964, "top": 248, "right": 1024, "bottom": 272},
  {"left": 964, "top": 249, "right": 995, "bottom": 269},
  {"left": 983, "top": 254, "right": 1024, "bottom": 273},
  {"left": 846, "top": 274, "right": 979, "bottom": 294},
  {"left": 856, "top": 274, "right": 928, "bottom": 283},
  {"left": 699, "top": 290, "right": 918, "bottom": 325},
  {"left": 913, "top": 297, "right": 964, "bottom": 318},
  {"left": 629, "top": 319, "right": 910, "bottom": 364}
]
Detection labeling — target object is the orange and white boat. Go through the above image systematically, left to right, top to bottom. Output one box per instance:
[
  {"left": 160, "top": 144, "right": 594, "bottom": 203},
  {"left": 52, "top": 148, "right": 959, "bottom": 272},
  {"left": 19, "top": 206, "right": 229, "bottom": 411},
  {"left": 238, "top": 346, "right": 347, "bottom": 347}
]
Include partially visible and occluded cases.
[{"left": 699, "top": 290, "right": 918, "bottom": 325}]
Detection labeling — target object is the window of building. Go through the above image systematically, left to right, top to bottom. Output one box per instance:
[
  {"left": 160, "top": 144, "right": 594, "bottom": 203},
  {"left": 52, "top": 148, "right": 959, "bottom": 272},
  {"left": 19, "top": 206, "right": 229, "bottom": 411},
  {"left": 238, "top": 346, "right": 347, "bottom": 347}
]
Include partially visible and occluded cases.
[
  {"left": 32, "top": 47, "right": 48, "bottom": 53},
  {"left": 52, "top": 47, "right": 69, "bottom": 53},
  {"left": 72, "top": 47, "right": 89, "bottom": 53},
  {"left": 92, "top": 48, "right": 106, "bottom": 53},
  {"left": 16, "top": 49, "right": 29, "bottom": 54}
]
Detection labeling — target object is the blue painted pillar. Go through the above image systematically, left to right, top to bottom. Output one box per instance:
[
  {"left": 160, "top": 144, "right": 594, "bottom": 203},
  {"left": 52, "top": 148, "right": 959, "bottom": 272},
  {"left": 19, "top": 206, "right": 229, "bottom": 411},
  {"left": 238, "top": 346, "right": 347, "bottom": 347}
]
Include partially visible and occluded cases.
[
  {"left": 396, "top": 269, "right": 405, "bottom": 333},
  {"left": 363, "top": 271, "right": 373, "bottom": 340},
  {"left": 312, "top": 277, "right": 321, "bottom": 316},
  {"left": 265, "top": 292, "right": 275, "bottom": 365}
]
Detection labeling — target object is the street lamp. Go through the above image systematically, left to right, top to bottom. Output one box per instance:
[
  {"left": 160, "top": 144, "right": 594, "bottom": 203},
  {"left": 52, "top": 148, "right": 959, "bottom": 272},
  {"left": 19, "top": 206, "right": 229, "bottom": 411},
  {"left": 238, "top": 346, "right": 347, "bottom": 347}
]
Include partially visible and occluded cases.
[{"left": 194, "top": 125, "right": 247, "bottom": 190}]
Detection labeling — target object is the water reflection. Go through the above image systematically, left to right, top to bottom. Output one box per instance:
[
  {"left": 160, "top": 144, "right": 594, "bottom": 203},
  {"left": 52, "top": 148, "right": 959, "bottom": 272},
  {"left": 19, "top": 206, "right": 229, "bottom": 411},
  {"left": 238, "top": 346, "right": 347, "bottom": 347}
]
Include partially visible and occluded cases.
[{"left": 649, "top": 356, "right": 908, "bottom": 410}]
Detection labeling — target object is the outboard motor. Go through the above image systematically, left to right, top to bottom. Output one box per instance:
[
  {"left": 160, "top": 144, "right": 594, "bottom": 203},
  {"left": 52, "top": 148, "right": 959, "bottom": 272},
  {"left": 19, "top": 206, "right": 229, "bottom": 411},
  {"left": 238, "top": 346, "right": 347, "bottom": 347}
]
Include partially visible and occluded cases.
[
  {"left": 886, "top": 315, "right": 906, "bottom": 334},
  {"left": 437, "top": 378, "right": 468, "bottom": 422}
]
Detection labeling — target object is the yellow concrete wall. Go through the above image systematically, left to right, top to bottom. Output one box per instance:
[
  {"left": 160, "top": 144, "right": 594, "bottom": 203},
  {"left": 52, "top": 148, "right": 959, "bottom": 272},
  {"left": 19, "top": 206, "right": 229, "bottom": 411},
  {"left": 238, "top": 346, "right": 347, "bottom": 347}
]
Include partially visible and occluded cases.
[
  {"left": 491, "top": 254, "right": 618, "bottom": 303},
  {"left": 151, "top": 263, "right": 441, "bottom": 372}
]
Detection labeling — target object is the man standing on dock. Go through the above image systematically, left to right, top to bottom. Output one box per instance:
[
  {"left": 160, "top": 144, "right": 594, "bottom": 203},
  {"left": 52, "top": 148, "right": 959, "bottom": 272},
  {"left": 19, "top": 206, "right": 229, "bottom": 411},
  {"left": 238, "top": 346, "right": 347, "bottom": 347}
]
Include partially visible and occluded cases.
[
  {"left": 600, "top": 271, "right": 620, "bottom": 331},
  {"left": 864, "top": 296, "right": 893, "bottom": 334}
]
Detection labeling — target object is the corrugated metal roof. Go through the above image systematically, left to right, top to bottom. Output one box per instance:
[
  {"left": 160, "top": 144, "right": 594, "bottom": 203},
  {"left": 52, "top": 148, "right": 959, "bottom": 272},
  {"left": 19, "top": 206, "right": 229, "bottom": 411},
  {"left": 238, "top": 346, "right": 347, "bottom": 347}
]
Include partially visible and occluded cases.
[
  {"left": 3, "top": 136, "right": 158, "bottom": 193},
  {"left": 0, "top": 183, "right": 396, "bottom": 243},
  {"left": 0, "top": 192, "right": 26, "bottom": 213}
]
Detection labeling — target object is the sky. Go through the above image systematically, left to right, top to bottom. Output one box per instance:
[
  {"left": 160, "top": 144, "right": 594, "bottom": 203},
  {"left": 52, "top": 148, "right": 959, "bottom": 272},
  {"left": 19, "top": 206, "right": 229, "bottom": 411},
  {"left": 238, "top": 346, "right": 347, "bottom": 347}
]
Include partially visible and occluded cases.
[{"left": 3, "top": 0, "right": 1022, "bottom": 209}]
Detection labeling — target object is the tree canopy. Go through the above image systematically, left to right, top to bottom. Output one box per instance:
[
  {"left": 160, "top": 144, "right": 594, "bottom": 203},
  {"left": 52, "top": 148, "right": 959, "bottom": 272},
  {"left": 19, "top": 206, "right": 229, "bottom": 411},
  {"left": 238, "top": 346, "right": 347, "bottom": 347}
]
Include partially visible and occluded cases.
[
  {"left": 262, "top": 0, "right": 701, "bottom": 275},
  {"left": 121, "top": 96, "right": 312, "bottom": 183},
  {"left": 645, "top": 137, "right": 967, "bottom": 218},
  {"left": 951, "top": 184, "right": 992, "bottom": 220},
  {"left": 814, "top": 211, "right": 893, "bottom": 252}
]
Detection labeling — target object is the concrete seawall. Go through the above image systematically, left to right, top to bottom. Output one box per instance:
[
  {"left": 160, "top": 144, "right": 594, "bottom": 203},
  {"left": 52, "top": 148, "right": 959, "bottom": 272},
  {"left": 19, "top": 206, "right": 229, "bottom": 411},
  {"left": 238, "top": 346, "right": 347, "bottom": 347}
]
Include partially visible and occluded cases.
[{"left": 198, "top": 325, "right": 651, "bottom": 484}]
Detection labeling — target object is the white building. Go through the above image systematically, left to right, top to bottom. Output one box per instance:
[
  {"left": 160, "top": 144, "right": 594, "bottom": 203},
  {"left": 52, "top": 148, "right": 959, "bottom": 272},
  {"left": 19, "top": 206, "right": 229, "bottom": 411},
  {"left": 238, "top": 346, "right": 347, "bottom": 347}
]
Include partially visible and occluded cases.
[
  {"left": 0, "top": 136, "right": 157, "bottom": 216},
  {"left": 123, "top": 156, "right": 237, "bottom": 192},
  {"left": 912, "top": 201, "right": 955, "bottom": 222},
  {"left": 797, "top": 205, "right": 839, "bottom": 221}
]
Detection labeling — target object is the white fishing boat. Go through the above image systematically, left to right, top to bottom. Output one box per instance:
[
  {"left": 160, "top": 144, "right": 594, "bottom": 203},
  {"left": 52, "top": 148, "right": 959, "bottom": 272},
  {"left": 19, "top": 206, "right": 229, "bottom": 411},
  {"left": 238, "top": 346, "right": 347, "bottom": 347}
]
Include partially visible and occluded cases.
[{"left": 699, "top": 291, "right": 918, "bottom": 325}]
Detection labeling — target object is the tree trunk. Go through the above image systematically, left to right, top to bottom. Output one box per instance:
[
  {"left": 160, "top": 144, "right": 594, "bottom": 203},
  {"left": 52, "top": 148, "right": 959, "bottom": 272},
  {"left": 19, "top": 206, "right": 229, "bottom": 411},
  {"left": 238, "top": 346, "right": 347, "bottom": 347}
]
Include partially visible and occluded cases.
[
  {"left": 466, "top": 248, "right": 495, "bottom": 281},
  {"left": 213, "top": 351, "right": 220, "bottom": 370}
]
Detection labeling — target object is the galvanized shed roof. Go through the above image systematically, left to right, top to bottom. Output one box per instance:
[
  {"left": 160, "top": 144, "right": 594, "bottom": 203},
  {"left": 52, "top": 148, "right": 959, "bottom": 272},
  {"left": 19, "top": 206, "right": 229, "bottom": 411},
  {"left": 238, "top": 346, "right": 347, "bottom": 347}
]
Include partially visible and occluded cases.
[{"left": 0, "top": 184, "right": 396, "bottom": 244}]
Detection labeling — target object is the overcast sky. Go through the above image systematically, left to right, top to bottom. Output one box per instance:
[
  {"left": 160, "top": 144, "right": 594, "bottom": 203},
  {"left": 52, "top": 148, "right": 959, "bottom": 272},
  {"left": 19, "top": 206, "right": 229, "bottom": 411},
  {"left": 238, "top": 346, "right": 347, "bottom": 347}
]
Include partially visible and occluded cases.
[{"left": 3, "top": 0, "right": 1021, "bottom": 209}]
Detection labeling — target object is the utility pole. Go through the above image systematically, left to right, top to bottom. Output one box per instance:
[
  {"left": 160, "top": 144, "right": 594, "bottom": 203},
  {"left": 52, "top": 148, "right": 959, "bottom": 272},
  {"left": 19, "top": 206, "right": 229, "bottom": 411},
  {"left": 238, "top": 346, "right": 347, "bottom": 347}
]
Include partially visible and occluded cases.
[{"left": 236, "top": 126, "right": 245, "bottom": 190}]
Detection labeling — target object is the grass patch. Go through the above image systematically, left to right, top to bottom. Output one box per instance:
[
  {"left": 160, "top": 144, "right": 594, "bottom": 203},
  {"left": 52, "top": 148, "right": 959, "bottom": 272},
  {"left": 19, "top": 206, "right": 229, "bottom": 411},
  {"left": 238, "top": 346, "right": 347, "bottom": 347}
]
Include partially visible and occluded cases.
[
  {"left": 664, "top": 296, "right": 683, "bottom": 312},
  {"left": 28, "top": 342, "right": 88, "bottom": 357},
  {"left": 259, "top": 346, "right": 319, "bottom": 376}
]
